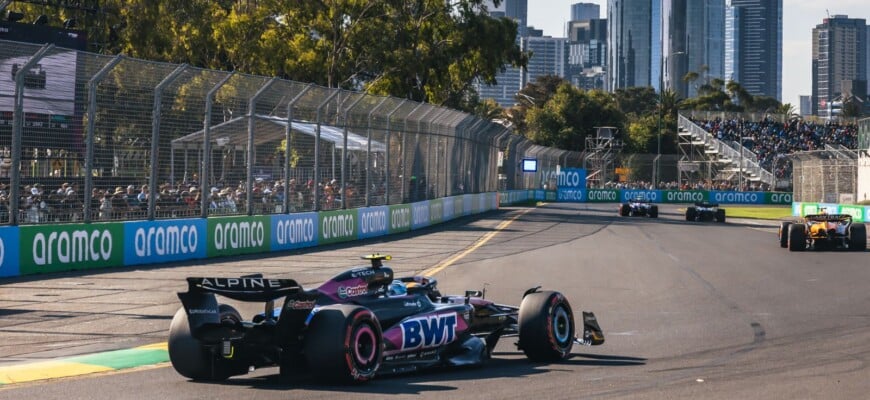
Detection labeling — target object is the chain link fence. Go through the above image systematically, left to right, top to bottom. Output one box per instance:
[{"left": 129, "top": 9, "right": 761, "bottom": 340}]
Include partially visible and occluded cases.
[
  {"left": 6, "top": 40, "right": 584, "bottom": 225},
  {"left": 791, "top": 150, "right": 857, "bottom": 203}
]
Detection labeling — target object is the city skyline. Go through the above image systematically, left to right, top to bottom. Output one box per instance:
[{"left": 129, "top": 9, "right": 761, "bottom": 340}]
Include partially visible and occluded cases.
[{"left": 527, "top": 0, "right": 870, "bottom": 109}]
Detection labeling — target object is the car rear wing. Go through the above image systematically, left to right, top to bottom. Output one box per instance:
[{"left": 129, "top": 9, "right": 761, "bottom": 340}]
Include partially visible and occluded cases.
[
  {"left": 693, "top": 202, "right": 719, "bottom": 207},
  {"left": 804, "top": 214, "right": 852, "bottom": 222},
  {"left": 183, "top": 277, "right": 303, "bottom": 302}
]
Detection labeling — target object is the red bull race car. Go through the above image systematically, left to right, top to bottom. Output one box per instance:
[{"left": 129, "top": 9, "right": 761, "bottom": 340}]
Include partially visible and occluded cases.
[
  {"left": 779, "top": 214, "right": 866, "bottom": 251},
  {"left": 168, "top": 254, "right": 605, "bottom": 384}
]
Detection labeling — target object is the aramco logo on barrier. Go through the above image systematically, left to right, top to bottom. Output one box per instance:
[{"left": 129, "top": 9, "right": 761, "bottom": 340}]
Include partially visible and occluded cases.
[
  {"left": 557, "top": 168, "right": 586, "bottom": 189},
  {"left": 666, "top": 191, "right": 704, "bottom": 203},
  {"left": 712, "top": 191, "right": 759, "bottom": 203},
  {"left": 769, "top": 193, "right": 792, "bottom": 204},
  {"left": 391, "top": 207, "right": 411, "bottom": 230},
  {"left": 360, "top": 209, "right": 387, "bottom": 234},
  {"left": 322, "top": 214, "right": 355, "bottom": 239},
  {"left": 276, "top": 217, "right": 315, "bottom": 245},
  {"left": 214, "top": 221, "right": 265, "bottom": 250},
  {"left": 134, "top": 225, "right": 198, "bottom": 257},
  {"left": 33, "top": 230, "right": 113, "bottom": 265}
]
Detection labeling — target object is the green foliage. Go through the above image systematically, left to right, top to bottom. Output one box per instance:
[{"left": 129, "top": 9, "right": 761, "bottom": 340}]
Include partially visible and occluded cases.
[
  {"left": 524, "top": 84, "right": 624, "bottom": 151},
  {"left": 614, "top": 87, "right": 658, "bottom": 116}
]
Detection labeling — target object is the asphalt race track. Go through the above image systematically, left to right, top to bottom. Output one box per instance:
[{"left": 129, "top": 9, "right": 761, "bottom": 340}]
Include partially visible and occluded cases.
[{"left": 2, "top": 203, "right": 870, "bottom": 399}]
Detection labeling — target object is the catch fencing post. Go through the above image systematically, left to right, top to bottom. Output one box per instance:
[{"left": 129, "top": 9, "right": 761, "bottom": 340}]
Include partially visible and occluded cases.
[
  {"left": 82, "top": 55, "right": 122, "bottom": 223},
  {"left": 200, "top": 72, "right": 235, "bottom": 218},
  {"left": 246, "top": 77, "right": 279, "bottom": 216},
  {"left": 282, "top": 84, "right": 313, "bottom": 214},
  {"left": 314, "top": 90, "right": 341, "bottom": 211}
]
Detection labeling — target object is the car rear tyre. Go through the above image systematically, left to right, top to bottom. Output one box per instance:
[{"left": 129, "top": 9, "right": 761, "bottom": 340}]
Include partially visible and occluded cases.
[
  {"left": 619, "top": 204, "right": 630, "bottom": 216},
  {"left": 649, "top": 206, "right": 659, "bottom": 218},
  {"left": 685, "top": 207, "right": 696, "bottom": 221},
  {"left": 715, "top": 209, "right": 726, "bottom": 223},
  {"left": 778, "top": 222, "right": 791, "bottom": 248},
  {"left": 788, "top": 224, "right": 807, "bottom": 252},
  {"left": 849, "top": 224, "right": 867, "bottom": 251},
  {"left": 518, "top": 291, "right": 575, "bottom": 362},
  {"left": 168, "top": 304, "right": 243, "bottom": 381},
  {"left": 305, "top": 305, "right": 383, "bottom": 384}
]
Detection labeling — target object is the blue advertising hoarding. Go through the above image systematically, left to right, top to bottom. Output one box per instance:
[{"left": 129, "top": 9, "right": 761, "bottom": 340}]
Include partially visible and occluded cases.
[
  {"left": 557, "top": 188, "right": 585, "bottom": 202},
  {"left": 707, "top": 191, "right": 765, "bottom": 204},
  {"left": 443, "top": 196, "right": 455, "bottom": 221},
  {"left": 411, "top": 200, "right": 430, "bottom": 230},
  {"left": 358, "top": 206, "right": 389, "bottom": 239},
  {"left": 271, "top": 212, "right": 319, "bottom": 251},
  {"left": 123, "top": 219, "right": 206, "bottom": 266},
  {"left": 0, "top": 226, "right": 19, "bottom": 278}
]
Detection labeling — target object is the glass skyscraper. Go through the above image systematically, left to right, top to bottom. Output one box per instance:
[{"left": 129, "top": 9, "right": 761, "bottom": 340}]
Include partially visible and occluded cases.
[
  {"left": 607, "top": 0, "right": 657, "bottom": 90},
  {"left": 662, "top": 0, "right": 724, "bottom": 98},
  {"left": 724, "top": 0, "right": 783, "bottom": 101},
  {"left": 571, "top": 3, "right": 601, "bottom": 21},
  {"left": 812, "top": 15, "right": 867, "bottom": 117}
]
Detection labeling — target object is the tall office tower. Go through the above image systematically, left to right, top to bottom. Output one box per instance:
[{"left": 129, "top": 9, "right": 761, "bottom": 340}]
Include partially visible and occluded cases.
[
  {"left": 478, "top": 0, "right": 529, "bottom": 107},
  {"left": 607, "top": 0, "right": 659, "bottom": 91},
  {"left": 662, "top": 0, "right": 725, "bottom": 98},
  {"left": 724, "top": 0, "right": 783, "bottom": 101},
  {"left": 571, "top": 2, "right": 601, "bottom": 21},
  {"left": 812, "top": 15, "right": 868, "bottom": 117},
  {"left": 568, "top": 18, "right": 607, "bottom": 89},
  {"left": 523, "top": 36, "right": 569, "bottom": 86}
]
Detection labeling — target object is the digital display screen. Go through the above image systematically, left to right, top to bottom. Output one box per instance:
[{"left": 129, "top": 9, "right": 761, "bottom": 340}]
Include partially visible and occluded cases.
[{"left": 521, "top": 159, "right": 537, "bottom": 172}]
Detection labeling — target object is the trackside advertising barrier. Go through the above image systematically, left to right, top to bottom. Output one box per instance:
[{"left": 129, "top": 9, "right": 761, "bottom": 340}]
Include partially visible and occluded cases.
[
  {"left": 501, "top": 189, "right": 793, "bottom": 205},
  {"left": 1, "top": 193, "right": 501, "bottom": 279},
  {"left": 792, "top": 202, "right": 869, "bottom": 223},
  {"left": 124, "top": 219, "right": 207, "bottom": 266},
  {"left": 0, "top": 227, "right": 20, "bottom": 278}
]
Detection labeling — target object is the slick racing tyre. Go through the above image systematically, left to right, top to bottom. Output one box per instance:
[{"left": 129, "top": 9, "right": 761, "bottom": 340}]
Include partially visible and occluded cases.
[
  {"left": 619, "top": 204, "right": 630, "bottom": 216},
  {"left": 649, "top": 205, "right": 659, "bottom": 218},
  {"left": 685, "top": 207, "right": 696, "bottom": 221},
  {"left": 715, "top": 209, "right": 726, "bottom": 223},
  {"left": 778, "top": 222, "right": 791, "bottom": 248},
  {"left": 788, "top": 224, "right": 807, "bottom": 252},
  {"left": 849, "top": 224, "right": 867, "bottom": 251},
  {"left": 518, "top": 291, "right": 575, "bottom": 362},
  {"left": 168, "top": 304, "right": 244, "bottom": 381},
  {"left": 305, "top": 305, "right": 383, "bottom": 384}
]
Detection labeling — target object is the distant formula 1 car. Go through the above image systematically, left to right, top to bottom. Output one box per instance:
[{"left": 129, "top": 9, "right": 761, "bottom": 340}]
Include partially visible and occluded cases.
[
  {"left": 619, "top": 196, "right": 658, "bottom": 218},
  {"left": 685, "top": 202, "right": 726, "bottom": 223},
  {"left": 779, "top": 214, "right": 866, "bottom": 251},
  {"left": 168, "top": 254, "right": 605, "bottom": 384}
]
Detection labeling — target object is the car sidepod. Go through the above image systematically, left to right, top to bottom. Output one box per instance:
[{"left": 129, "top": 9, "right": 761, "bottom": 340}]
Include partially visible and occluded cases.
[{"left": 379, "top": 303, "right": 476, "bottom": 372}]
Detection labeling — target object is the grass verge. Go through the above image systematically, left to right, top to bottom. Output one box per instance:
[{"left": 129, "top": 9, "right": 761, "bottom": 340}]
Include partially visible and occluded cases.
[{"left": 722, "top": 206, "right": 793, "bottom": 220}]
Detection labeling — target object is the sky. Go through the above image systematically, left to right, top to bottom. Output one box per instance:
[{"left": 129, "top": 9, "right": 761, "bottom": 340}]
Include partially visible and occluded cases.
[{"left": 527, "top": 0, "right": 870, "bottom": 110}]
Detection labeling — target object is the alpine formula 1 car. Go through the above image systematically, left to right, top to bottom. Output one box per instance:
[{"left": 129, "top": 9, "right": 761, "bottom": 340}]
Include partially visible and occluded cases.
[
  {"left": 619, "top": 196, "right": 658, "bottom": 218},
  {"left": 685, "top": 202, "right": 726, "bottom": 223},
  {"left": 779, "top": 214, "right": 867, "bottom": 251},
  {"left": 168, "top": 254, "right": 605, "bottom": 384}
]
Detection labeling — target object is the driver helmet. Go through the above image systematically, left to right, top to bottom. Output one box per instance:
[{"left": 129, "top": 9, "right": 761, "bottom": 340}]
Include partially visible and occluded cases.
[{"left": 388, "top": 280, "right": 407, "bottom": 296}]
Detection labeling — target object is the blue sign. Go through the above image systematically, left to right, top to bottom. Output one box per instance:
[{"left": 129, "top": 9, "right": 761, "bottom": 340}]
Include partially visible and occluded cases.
[
  {"left": 557, "top": 168, "right": 587, "bottom": 189},
  {"left": 557, "top": 188, "right": 585, "bottom": 202},
  {"left": 621, "top": 190, "right": 661, "bottom": 203},
  {"left": 708, "top": 191, "right": 765, "bottom": 204},
  {"left": 442, "top": 197, "right": 455, "bottom": 221},
  {"left": 411, "top": 200, "right": 430, "bottom": 230},
  {"left": 792, "top": 202, "right": 802, "bottom": 217},
  {"left": 358, "top": 206, "right": 389, "bottom": 239},
  {"left": 865, "top": 206, "right": 870, "bottom": 222},
  {"left": 271, "top": 212, "right": 318, "bottom": 251},
  {"left": 123, "top": 219, "right": 206, "bottom": 266},
  {"left": 0, "top": 226, "right": 20, "bottom": 278}
]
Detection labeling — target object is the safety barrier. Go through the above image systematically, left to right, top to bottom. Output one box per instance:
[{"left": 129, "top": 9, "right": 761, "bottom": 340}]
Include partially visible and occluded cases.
[
  {"left": 498, "top": 189, "right": 793, "bottom": 206},
  {"left": 0, "top": 193, "right": 498, "bottom": 278},
  {"left": 791, "top": 202, "right": 869, "bottom": 223}
]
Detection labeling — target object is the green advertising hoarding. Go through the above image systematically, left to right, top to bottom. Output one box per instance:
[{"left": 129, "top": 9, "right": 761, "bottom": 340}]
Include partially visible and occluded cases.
[
  {"left": 764, "top": 192, "right": 793, "bottom": 205},
  {"left": 428, "top": 199, "right": 444, "bottom": 225},
  {"left": 388, "top": 204, "right": 412, "bottom": 234},
  {"left": 840, "top": 205, "right": 864, "bottom": 222},
  {"left": 319, "top": 209, "right": 358, "bottom": 245},
  {"left": 206, "top": 216, "right": 270, "bottom": 257},
  {"left": 20, "top": 222, "right": 124, "bottom": 275}
]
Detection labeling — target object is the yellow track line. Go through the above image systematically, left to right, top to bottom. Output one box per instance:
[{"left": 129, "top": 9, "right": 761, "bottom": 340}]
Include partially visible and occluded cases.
[{"left": 422, "top": 207, "right": 534, "bottom": 276}]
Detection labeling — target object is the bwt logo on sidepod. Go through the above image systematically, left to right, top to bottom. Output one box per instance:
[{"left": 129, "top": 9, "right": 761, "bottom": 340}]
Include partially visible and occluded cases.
[
  {"left": 391, "top": 208, "right": 411, "bottom": 230},
  {"left": 360, "top": 209, "right": 387, "bottom": 234},
  {"left": 322, "top": 214, "right": 354, "bottom": 239},
  {"left": 276, "top": 217, "right": 315, "bottom": 245},
  {"left": 214, "top": 221, "right": 265, "bottom": 250},
  {"left": 134, "top": 224, "right": 198, "bottom": 257},
  {"left": 33, "top": 230, "right": 113, "bottom": 265},
  {"left": 401, "top": 313, "right": 458, "bottom": 350}
]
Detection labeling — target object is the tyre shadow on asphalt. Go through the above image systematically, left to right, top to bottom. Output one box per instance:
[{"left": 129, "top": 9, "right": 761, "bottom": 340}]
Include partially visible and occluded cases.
[{"left": 197, "top": 352, "right": 646, "bottom": 395}]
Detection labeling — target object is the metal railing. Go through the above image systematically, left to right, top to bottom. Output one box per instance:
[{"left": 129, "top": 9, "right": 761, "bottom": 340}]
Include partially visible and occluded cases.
[
  {"left": 1, "top": 40, "right": 584, "bottom": 225},
  {"left": 679, "top": 115, "right": 775, "bottom": 187}
]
